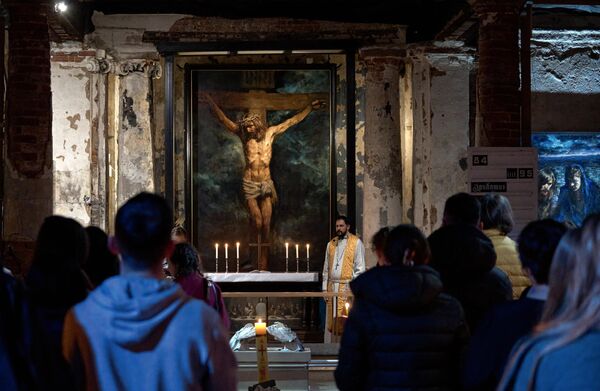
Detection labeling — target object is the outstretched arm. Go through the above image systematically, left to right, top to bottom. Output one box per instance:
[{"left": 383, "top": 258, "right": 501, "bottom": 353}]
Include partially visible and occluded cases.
[
  {"left": 201, "top": 92, "right": 238, "bottom": 133},
  {"left": 270, "top": 100, "right": 326, "bottom": 136}
]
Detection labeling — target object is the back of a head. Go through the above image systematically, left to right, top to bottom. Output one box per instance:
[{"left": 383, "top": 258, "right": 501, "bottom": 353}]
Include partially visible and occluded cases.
[
  {"left": 115, "top": 192, "right": 172, "bottom": 267},
  {"left": 443, "top": 192, "right": 481, "bottom": 226},
  {"left": 480, "top": 194, "right": 515, "bottom": 234},
  {"left": 27, "top": 215, "right": 89, "bottom": 305},
  {"left": 32, "top": 215, "right": 89, "bottom": 271},
  {"left": 540, "top": 216, "right": 599, "bottom": 326},
  {"left": 518, "top": 219, "right": 567, "bottom": 284},
  {"left": 384, "top": 225, "right": 430, "bottom": 266},
  {"left": 85, "top": 226, "right": 120, "bottom": 287},
  {"left": 371, "top": 227, "right": 390, "bottom": 254},
  {"left": 170, "top": 243, "right": 202, "bottom": 277}
]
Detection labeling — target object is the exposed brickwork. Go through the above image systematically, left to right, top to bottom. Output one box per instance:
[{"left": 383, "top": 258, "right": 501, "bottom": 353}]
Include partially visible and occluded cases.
[
  {"left": 6, "top": 0, "right": 52, "bottom": 177},
  {"left": 473, "top": 0, "right": 522, "bottom": 147},
  {"left": 51, "top": 50, "right": 97, "bottom": 63}
]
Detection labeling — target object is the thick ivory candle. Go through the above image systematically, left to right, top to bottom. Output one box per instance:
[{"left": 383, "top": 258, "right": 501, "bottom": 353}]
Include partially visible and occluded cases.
[
  {"left": 236, "top": 242, "right": 240, "bottom": 259},
  {"left": 285, "top": 242, "right": 289, "bottom": 258},
  {"left": 215, "top": 243, "right": 219, "bottom": 259},
  {"left": 225, "top": 243, "right": 228, "bottom": 259},
  {"left": 295, "top": 244, "right": 299, "bottom": 258},
  {"left": 306, "top": 244, "right": 310, "bottom": 259},
  {"left": 255, "top": 319, "right": 267, "bottom": 335}
]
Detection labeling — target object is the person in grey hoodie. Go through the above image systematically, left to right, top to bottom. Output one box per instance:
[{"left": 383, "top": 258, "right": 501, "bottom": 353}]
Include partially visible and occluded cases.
[{"left": 62, "top": 192, "right": 237, "bottom": 391}]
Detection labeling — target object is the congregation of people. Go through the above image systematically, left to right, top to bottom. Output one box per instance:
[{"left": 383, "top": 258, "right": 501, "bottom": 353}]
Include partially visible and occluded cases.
[{"left": 1, "top": 190, "right": 600, "bottom": 390}]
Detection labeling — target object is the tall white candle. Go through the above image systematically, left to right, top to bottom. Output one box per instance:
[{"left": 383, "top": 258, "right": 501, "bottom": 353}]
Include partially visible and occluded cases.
[
  {"left": 236, "top": 242, "right": 240, "bottom": 259},
  {"left": 285, "top": 242, "right": 289, "bottom": 258},
  {"left": 215, "top": 243, "right": 219, "bottom": 259},
  {"left": 225, "top": 243, "right": 229, "bottom": 259},
  {"left": 295, "top": 244, "right": 299, "bottom": 258},
  {"left": 306, "top": 244, "right": 310, "bottom": 259}
]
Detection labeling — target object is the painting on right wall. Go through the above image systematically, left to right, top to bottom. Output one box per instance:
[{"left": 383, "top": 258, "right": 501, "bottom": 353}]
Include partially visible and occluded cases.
[{"left": 532, "top": 132, "right": 600, "bottom": 227}]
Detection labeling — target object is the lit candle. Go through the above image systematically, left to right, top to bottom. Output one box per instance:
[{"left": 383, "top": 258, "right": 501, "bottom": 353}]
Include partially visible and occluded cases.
[
  {"left": 236, "top": 242, "right": 240, "bottom": 259},
  {"left": 285, "top": 242, "right": 289, "bottom": 258},
  {"left": 215, "top": 243, "right": 219, "bottom": 259},
  {"left": 225, "top": 243, "right": 229, "bottom": 259},
  {"left": 295, "top": 244, "right": 299, "bottom": 258},
  {"left": 306, "top": 244, "right": 310, "bottom": 259},
  {"left": 344, "top": 302, "right": 350, "bottom": 316},
  {"left": 255, "top": 319, "right": 267, "bottom": 336}
]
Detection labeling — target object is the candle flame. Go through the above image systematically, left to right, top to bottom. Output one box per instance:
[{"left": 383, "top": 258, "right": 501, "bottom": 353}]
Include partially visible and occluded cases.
[
  {"left": 236, "top": 242, "right": 240, "bottom": 246},
  {"left": 345, "top": 302, "right": 350, "bottom": 310},
  {"left": 258, "top": 319, "right": 262, "bottom": 323}
]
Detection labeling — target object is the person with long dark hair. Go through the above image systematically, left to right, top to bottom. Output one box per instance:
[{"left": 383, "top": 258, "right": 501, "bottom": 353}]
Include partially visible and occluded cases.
[
  {"left": 26, "top": 215, "right": 90, "bottom": 390},
  {"left": 498, "top": 215, "right": 600, "bottom": 390},
  {"left": 335, "top": 224, "right": 469, "bottom": 390},
  {"left": 83, "top": 226, "right": 119, "bottom": 288},
  {"left": 167, "top": 242, "right": 230, "bottom": 328}
]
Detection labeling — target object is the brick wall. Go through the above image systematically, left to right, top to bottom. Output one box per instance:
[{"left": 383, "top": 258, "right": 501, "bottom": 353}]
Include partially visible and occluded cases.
[
  {"left": 6, "top": 0, "right": 52, "bottom": 177},
  {"left": 474, "top": 0, "right": 522, "bottom": 147}
]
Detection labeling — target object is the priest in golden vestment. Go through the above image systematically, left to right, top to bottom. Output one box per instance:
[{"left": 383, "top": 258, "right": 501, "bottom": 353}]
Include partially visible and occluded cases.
[{"left": 323, "top": 216, "right": 365, "bottom": 338}]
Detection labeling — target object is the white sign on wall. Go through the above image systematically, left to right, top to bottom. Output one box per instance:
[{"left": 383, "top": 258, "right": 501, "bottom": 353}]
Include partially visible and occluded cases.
[{"left": 468, "top": 147, "right": 538, "bottom": 237}]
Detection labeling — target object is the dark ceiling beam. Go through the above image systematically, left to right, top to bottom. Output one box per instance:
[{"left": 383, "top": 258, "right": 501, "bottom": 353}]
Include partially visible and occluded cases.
[{"left": 533, "top": 0, "right": 600, "bottom": 4}]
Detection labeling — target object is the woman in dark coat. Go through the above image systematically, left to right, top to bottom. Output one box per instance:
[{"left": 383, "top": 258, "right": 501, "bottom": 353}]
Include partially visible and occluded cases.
[{"left": 335, "top": 224, "right": 469, "bottom": 391}]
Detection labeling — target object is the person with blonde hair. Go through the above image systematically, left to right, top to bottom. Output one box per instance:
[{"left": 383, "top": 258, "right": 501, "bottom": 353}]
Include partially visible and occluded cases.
[
  {"left": 480, "top": 194, "right": 531, "bottom": 298},
  {"left": 498, "top": 214, "right": 600, "bottom": 390}
]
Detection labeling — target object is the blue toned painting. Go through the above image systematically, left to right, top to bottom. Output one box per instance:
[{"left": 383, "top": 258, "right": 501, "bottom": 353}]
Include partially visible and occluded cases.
[{"left": 532, "top": 133, "right": 600, "bottom": 226}]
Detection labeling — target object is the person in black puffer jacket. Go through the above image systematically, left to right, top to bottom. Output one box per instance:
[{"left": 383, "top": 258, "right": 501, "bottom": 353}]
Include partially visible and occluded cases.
[
  {"left": 428, "top": 193, "right": 512, "bottom": 332},
  {"left": 335, "top": 224, "right": 469, "bottom": 391}
]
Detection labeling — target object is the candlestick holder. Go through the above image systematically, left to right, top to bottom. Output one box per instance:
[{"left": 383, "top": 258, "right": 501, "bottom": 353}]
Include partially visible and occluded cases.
[
  {"left": 225, "top": 257, "right": 229, "bottom": 273},
  {"left": 236, "top": 257, "right": 240, "bottom": 273},
  {"left": 285, "top": 257, "right": 289, "bottom": 273},
  {"left": 296, "top": 257, "right": 300, "bottom": 273},
  {"left": 306, "top": 257, "right": 310, "bottom": 272},
  {"left": 215, "top": 258, "right": 219, "bottom": 273}
]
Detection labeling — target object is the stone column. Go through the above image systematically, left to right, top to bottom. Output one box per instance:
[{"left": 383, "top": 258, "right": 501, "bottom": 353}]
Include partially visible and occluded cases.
[
  {"left": 473, "top": 0, "right": 522, "bottom": 147},
  {"left": 360, "top": 47, "right": 403, "bottom": 267},
  {"left": 116, "top": 60, "right": 162, "bottom": 206}
]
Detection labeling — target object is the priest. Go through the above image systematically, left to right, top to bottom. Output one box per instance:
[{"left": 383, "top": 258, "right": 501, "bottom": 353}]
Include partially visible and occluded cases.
[{"left": 323, "top": 216, "right": 365, "bottom": 336}]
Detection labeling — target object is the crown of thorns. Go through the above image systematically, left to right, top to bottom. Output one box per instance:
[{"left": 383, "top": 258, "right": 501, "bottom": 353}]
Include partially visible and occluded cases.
[{"left": 239, "top": 113, "right": 261, "bottom": 126}]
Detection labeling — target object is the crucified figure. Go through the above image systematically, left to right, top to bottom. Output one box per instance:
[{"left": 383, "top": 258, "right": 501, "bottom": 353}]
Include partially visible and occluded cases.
[{"left": 202, "top": 92, "right": 325, "bottom": 270}]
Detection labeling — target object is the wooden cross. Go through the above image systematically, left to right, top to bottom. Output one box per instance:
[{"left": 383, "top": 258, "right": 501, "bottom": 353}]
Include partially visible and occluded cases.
[
  {"left": 198, "top": 70, "right": 327, "bottom": 124},
  {"left": 249, "top": 233, "right": 271, "bottom": 269}
]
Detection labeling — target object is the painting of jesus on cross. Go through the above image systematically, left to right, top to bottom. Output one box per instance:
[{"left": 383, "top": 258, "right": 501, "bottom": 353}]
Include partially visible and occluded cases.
[{"left": 187, "top": 66, "right": 333, "bottom": 272}]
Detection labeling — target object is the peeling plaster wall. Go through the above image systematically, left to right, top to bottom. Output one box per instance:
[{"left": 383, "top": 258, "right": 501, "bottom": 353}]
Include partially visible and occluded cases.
[
  {"left": 532, "top": 29, "right": 600, "bottom": 131},
  {"left": 403, "top": 52, "right": 471, "bottom": 235},
  {"left": 428, "top": 54, "right": 471, "bottom": 233},
  {"left": 51, "top": 55, "right": 94, "bottom": 225},
  {"left": 117, "top": 74, "right": 155, "bottom": 205}
]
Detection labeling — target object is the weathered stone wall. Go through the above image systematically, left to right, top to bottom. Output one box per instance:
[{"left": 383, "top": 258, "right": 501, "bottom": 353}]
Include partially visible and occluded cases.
[
  {"left": 531, "top": 29, "right": 600, "bottom": 132},
  {"left": 50, "top": 44, "right": 98, "bottom": 227},
  {"left": 402, "top": 51, "right": 472, "bottom": 235}
]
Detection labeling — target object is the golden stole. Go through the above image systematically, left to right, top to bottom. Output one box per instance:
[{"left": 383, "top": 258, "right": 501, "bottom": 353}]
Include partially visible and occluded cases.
[{"left": 326, "top": 234, "right": 358, "bottom": 333}]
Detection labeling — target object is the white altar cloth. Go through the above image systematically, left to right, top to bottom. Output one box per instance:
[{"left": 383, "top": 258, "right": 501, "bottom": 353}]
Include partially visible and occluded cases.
[{"left": 205, "top": 272, "right": 319, "bottom": 283}]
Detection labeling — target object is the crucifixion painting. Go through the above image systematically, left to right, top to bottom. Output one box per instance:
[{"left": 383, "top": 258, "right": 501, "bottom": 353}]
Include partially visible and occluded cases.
[{"left": 196, "top": 71, "right": 328, "bottom": 271}]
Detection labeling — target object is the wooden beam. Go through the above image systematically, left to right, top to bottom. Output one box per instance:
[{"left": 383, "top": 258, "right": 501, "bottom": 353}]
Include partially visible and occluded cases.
[{"left": 199, "top": 90, "right": 328, "bottom": 111}]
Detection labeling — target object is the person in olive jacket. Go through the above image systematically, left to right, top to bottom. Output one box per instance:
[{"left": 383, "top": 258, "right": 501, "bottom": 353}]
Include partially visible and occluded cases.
[{"left": 335, "top": 224, "right": 469, "bottom": 391}]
